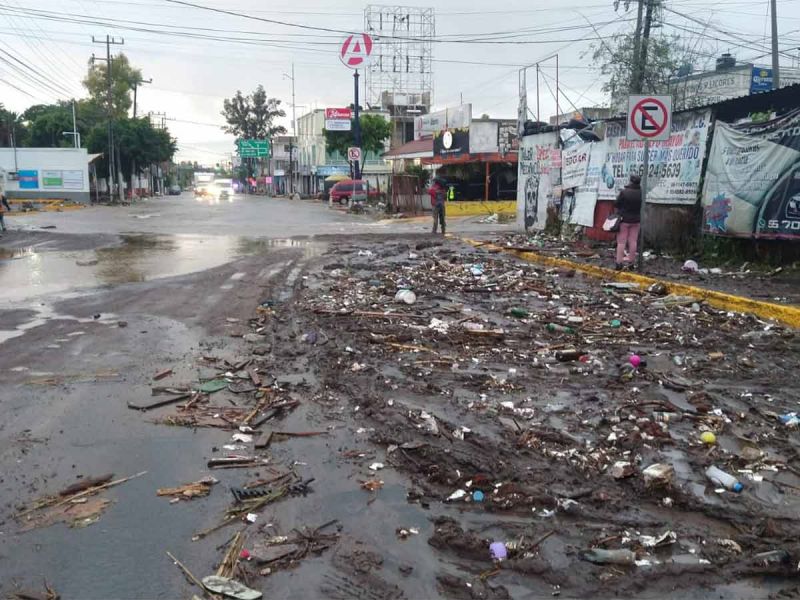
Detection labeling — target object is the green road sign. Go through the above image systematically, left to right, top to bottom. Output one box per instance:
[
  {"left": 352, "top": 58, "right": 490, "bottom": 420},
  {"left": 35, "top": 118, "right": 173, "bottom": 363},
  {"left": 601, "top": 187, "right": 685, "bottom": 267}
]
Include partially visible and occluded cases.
[{"left": 238, "top": 139, "right": 270, "bottom": 158}]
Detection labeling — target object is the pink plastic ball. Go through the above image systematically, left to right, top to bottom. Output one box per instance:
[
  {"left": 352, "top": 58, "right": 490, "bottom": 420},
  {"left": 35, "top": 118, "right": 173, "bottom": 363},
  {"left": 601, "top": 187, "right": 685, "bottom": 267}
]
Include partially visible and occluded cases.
[{"left": 629, "top": 355, "right": 642, "bottom": 368}]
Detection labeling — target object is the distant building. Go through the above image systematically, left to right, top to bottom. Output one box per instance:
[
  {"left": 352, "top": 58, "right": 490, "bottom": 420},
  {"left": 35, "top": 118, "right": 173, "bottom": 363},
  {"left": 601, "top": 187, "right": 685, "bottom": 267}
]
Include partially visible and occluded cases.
[
  {"left": 668, "top": 53, "right": 800, "bottom": 110},
  {"left": 296, "top": 108, "right": 392, "bottom": 195},
  {"left": 269, "top": 135, "right": 295, "bottom": 195},
  {"left": 0, "top": 148, "right": 95, "bottom": 202}
]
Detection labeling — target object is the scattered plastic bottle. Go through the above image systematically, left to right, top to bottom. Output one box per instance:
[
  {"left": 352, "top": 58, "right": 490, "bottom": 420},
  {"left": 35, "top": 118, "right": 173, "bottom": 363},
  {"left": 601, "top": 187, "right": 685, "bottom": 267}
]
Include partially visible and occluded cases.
[
  {"left": 509, "top": 307, "right": 529, "bottom": 318},
  {"left": 609, "top": 319, "right": 622, "bottom": 328},
  {"left": 546, "top": 323, "right": 574, "bottom": 334},
  {"left": 555, "top": 349, "right": 585, "bottom": 362},
  {"left": 653, "top": 411, "right": 681, "bottom": 423},
  {"left": 705, "top": 465, "right": 743, "bottom": 492},
  {"left": 581, "top": 548, "right": 636, "bottom": 565}
]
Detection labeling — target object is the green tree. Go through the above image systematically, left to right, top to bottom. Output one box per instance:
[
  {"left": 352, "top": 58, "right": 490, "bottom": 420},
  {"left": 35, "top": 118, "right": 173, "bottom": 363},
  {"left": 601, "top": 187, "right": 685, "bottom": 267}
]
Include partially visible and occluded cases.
[
  {"left": 590, "top": 32, "right": 693, "bottom": 109},
  {"left": 83, "top": 53, "right": 142, "bottom": 119},
  {"left": 221, "top": 85, "right": 286, "bottom": 141},
  {"left": 23, "top": 102, "right": 74, "bottom": 147},
  {"left": 0, "top": 104, "right": 27, "bottom": 147},
  {"left": 324, "top": 114, "right": 392, "bottom": 168},
  {"left": 87, "top": 117, "right": 176, "bottom": 190}
]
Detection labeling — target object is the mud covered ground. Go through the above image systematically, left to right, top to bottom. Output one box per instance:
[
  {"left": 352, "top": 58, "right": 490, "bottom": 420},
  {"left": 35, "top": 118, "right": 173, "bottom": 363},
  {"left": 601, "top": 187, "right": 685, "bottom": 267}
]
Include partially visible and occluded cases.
[
  {"left": 2, "top": 234, "right": 800, "bottom": 599},
  {"left": 169, "top": 236, "right": 799, "bottom": 598}
]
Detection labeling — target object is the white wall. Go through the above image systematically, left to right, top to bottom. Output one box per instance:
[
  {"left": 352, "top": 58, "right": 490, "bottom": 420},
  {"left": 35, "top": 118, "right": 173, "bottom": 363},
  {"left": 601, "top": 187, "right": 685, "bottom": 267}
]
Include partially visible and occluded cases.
[
  {"left": 471, "top": 121, "right": 499, "bottom": 154},
  {"left": 0, "top": 148, "right": 91, "bottom": 198}
]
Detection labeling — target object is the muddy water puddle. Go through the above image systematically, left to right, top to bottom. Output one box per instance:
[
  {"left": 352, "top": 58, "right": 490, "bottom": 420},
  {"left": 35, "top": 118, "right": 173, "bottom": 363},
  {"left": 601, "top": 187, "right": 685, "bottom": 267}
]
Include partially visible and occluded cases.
[
  {"left": 0, "top": 234, "right": 322, "bottom": 303},
  {"left": 0, "top": 235, "right": 323, "bottom": 344}
]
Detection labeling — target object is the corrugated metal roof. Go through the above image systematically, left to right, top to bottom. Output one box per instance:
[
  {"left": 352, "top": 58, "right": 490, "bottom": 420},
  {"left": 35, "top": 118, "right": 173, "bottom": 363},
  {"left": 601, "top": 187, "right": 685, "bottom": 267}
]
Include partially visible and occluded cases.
[{"left": 383, "top": 138, "right": 433, "bottom": 159}]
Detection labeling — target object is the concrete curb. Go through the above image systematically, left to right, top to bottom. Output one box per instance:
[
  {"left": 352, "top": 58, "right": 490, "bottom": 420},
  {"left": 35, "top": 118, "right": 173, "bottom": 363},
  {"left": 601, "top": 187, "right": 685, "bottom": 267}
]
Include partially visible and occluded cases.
[{"left": 462, "top": 238, "right": 800, "bottom": 329}]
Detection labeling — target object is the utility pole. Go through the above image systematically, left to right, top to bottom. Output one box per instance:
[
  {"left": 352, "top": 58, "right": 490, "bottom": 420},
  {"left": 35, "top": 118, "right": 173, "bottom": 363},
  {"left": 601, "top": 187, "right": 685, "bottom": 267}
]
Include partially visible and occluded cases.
[
  {"left": 630, "top": 0, "right": 645, "bottom": 93},
  {"left": 635, "top": 0, "right": 655, "bottom": 94},
  {"left": 771, "top": 0, "right": 780, "bottom": 89},
  {"left": 92, "top": 35, "right": 124, "bottom": 202},
  {"left": 283, "top": 64, "right": 296, "bottom": 195},
  {"left": 353, "top": 69, "right": 362, "bottom": 181},
  {"left": 130, "top": 76, "right": 151, "bottom": 199},
  {"left": 132, "top": 76, "right": 152, "bottom": 119},
  {"left": 62, "top": 101, "right": 80, "bottom": 148},
  {"left": 147, "top": 111, "right": 167, "bottom": 195}
]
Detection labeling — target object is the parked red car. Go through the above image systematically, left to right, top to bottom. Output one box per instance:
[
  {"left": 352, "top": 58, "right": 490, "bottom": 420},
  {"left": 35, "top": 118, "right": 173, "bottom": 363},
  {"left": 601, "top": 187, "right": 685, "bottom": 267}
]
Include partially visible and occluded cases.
[{"left": 329, "top": 179, "right": 378, "bottom": 204}]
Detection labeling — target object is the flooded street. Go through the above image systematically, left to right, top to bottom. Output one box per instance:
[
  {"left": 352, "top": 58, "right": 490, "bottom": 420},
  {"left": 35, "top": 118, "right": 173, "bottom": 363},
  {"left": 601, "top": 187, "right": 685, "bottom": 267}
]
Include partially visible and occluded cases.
[{"left": 0, "top": 195, "right": 798, "bottom": 599}]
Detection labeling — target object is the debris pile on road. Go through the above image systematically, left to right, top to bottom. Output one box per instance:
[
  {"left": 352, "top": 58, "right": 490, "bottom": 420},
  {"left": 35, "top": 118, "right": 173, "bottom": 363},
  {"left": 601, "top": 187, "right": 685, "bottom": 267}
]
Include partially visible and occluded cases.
[
  {"left": 11, "top": 234, "right": 800, "bottom": 598},
  {"left": 274, "top": 238, "right": 800, "bottom": 594}
]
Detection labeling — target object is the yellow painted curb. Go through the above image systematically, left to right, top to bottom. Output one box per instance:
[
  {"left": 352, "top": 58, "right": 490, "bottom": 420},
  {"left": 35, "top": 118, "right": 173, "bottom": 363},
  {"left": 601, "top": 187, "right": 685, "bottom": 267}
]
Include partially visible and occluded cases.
[
  {"left": 447, "top": 200, "right": 516, "bottom": 217},
  {"left": 462, "top": 238, "right": 800, "bottom": 329}
]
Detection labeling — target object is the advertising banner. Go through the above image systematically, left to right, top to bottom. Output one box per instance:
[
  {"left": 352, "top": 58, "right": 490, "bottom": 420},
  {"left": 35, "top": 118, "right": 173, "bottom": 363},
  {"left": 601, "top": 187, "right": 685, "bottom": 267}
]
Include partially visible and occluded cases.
[
  {"left": 415, "top": 104, "right": 471, "bottom": 140},
  {"left": 325, "top": 108, "right": 351, "bottom": 120},
  {"left": 701, "top": 109, "right": 800, "bottom": 239},
  {"left": 598, "top": 110, "right": 711, "bottom": 204},
  {"left": 325, "top": 119, "right": 351, "bottom": 131},
  {"left": 433, "top": 128, "right": 469, "bottom": 158},
  {"left": 516, "top": 131, "right": 560, "bottom": 231},
  {"left": 561, "top": 143, "right": 591, "bottom": 189},
  {"left": 18, "top": 170, "right": 38, "bottom": 189},
  {"left": 42, "top": 170, "right": 63, "bottom": 187},
  {"left": 62, "top": 170, "right": 84, "bottom": 189}
]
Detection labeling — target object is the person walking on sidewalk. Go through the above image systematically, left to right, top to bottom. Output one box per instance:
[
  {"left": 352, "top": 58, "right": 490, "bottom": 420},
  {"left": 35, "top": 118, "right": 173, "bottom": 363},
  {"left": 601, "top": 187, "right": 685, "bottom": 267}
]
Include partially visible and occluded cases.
[
  {"left": 615, "top": 174, "right": 642, "bottom": 269},
  {"left": 428, "top": 178, "right": 447, "bottom": 235},
  {"left": 0, "top": 191, "right": 11, "bottom": 232}
]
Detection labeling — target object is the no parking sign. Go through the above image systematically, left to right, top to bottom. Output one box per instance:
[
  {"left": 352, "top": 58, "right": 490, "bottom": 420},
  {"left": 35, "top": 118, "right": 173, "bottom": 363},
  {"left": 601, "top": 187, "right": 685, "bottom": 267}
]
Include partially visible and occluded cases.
[{"left": 627, "top": 95, "right": 672, "bottom": 141}]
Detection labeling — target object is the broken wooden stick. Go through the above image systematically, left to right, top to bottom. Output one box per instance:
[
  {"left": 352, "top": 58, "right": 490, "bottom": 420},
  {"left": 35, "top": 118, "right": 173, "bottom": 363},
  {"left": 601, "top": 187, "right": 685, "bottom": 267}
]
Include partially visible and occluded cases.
[{"left": 17, "top": 471, "right": 147, "bottom": 518}]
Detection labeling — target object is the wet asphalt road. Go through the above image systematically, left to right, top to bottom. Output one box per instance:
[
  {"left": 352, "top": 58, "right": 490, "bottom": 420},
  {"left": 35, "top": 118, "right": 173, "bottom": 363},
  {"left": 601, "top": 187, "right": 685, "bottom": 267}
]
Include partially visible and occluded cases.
[{"left": 0, "top": 193, "right": 511, "bottom": 598}]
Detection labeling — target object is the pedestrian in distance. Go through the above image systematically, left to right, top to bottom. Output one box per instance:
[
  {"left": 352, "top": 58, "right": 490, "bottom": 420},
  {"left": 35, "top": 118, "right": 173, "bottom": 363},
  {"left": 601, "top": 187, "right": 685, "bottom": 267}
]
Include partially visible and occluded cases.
[
  {"left": 614, "top": 174, "right": 642, "bottom": 270},
  {"left": 429, "top": 178, "right": 447, "bottom": 235},
  {"left": 0, "top": 190, "right": 10, "bottom": 233}
]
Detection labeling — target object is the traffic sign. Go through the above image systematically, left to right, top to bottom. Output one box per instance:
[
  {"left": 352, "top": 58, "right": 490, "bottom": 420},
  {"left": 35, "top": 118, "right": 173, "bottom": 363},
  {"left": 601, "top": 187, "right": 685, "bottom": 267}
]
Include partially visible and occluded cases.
[
  {"left": 340, "top": 34, "right": 373, "bottom": 69},
  {"left": 627, "top": 95, "right": 672, "bottom": 141},
  {"left": 325, "top": 108, "right": 352, "bottom": 120},
  {"left": 325, "top": 108, "right": 352, "bottom": 132},
  {"left": 238, "top": 139, "right": 270, "bottom": 158},
  {"left": 347, "top": 147, "right": 362, "bottom": 162}
]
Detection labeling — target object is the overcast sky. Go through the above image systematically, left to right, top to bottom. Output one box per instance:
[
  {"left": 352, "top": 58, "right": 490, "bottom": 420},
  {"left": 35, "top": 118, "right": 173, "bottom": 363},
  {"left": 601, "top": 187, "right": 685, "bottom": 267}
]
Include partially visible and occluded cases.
[{"left": 2, "top": 0, "right": 799, "bottom": 163}]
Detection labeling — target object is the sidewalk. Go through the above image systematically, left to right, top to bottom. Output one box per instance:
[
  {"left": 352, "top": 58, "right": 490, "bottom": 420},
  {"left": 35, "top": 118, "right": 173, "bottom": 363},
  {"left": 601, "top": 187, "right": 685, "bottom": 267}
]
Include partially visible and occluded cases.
[{"left": 473, "top": 232, "right": 800, "bottom": 307}]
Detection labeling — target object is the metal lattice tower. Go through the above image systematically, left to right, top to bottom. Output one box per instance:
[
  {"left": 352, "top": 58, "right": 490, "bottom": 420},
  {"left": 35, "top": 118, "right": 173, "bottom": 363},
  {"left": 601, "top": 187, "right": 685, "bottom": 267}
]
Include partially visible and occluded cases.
[{"left": 364, "top": 5, "right": 434, "bottom": 110}]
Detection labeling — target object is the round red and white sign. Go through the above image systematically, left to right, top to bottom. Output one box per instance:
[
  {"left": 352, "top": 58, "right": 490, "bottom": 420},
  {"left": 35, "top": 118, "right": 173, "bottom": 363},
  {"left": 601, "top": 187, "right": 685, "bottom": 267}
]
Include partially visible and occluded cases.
[
  {"left": 340, "top": 33, "right": 373, "bottom": 69},
  {"left": 629, "top": 97, "right": 669, "bottom": 139}
]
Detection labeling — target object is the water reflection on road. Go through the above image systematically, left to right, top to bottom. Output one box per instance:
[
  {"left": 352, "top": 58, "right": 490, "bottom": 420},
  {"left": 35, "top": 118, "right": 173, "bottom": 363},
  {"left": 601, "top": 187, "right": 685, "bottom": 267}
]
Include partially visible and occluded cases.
[{"left": 0, "top": 234, "right": 320, "bottom": 303}]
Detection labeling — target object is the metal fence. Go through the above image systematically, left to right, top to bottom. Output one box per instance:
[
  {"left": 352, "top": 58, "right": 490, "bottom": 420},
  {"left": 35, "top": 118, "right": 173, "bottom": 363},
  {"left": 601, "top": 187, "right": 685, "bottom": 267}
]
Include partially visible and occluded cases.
[{"left": 391, "top": 175, "right": 426, "bottom": 215}]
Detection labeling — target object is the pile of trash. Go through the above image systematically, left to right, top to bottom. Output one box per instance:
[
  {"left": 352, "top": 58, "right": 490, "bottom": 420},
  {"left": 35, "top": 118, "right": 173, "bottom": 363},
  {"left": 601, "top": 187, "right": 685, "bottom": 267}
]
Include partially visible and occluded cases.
[
  {"left": 12, "top": 235, "right": 799, "bottom": 598},
  {"left": 284, "top": 237, "right": 800, "bottom": 594}
]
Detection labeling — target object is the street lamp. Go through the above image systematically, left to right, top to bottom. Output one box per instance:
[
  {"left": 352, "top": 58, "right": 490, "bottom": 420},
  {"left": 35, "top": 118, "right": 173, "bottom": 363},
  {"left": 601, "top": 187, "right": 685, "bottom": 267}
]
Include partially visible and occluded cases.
[
  {"left": 282, "top": 64, "right": 296, "bottom": 195},
  {"left": 62, "top": 131, "right": 81, "bottom": 149}
]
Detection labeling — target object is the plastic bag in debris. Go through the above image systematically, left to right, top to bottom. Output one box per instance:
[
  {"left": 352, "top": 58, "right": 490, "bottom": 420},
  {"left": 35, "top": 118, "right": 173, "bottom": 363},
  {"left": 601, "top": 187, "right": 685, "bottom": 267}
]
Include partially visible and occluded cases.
[{"left": 201, "top": 576, "right": 262, "bottom": 600}]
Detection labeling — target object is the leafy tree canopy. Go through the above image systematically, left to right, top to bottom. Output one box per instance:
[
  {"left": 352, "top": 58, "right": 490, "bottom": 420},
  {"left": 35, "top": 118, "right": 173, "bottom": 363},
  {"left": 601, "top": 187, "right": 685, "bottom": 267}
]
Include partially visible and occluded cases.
[
  {"left": 590, "top": 32, "right": 694, "bottom": 110},
  {"left": 83, "top": 52, "right": 141, "bottom": 119},
  {"left": 221, "top": 85, "right": 287, "bottom": 143},
  {"left": 323, "top": 114, "right": 392, "bottom": 164}
]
